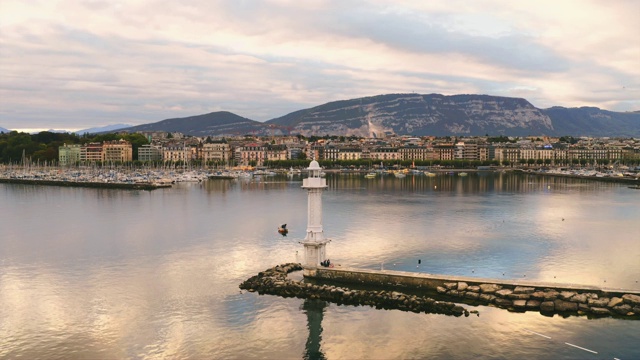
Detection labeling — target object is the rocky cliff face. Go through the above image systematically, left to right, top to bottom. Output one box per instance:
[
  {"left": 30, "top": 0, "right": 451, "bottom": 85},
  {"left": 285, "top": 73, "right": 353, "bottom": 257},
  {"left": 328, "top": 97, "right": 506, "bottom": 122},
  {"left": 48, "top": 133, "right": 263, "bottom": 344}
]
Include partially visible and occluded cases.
[{"left": 266, "top": 94, "right": 555, "bottom": 137}]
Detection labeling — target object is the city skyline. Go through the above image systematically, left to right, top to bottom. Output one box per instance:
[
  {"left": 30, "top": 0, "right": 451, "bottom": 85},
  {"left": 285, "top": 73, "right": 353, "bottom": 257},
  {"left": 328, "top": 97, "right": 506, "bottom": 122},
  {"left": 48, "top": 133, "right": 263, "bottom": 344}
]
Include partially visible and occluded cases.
[{"left": 1, "top": 0, "right": 639, "bottom": 133}]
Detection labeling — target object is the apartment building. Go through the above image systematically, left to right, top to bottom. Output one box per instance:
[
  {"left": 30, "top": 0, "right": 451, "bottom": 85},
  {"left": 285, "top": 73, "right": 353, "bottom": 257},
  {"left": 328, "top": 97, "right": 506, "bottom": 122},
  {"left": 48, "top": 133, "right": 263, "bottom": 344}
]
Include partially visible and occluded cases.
[
  {"left": 103, "top": 139, "right": 133, "bottom": 163},
  {"left": 80, "top": 142, "right": 104, "bottom": 163},
  {"left": 454, "top": 142, "right": 479, "bottom": 161},
  {"left": 201, "top": 143, "right": 231, "bottom": 164},
  {"left": 238, "top": 143, "right": 267, "bottom": 166},
  {"left": 433, "top": 143, "right": 455, "bottom": 161},
  {"left": 58, "top": 144, "right": 81, "bottom": 166},
  {"left": 138, "top": 144, "right": 163, "bottom": 162},
  {"left": 163, "top": 145, "right": 191, "bottom": 163},
  {"left": 266, "top": 145, "right": 288, "bottom": 162},
  {"left": 399, "top": 145, "right": 434, "bottom": 161},
  {"left": 325, "top": 146, "right": 339, "bottom": 161},
  {"left": 493, "top": 146, "right": 520, "bottom": 164},
  {"left": 335, "top": 147, "right": 360, "bottom": 161},
  {"left": 370, "top": 147, "right": 400, "bottom": 161},
  {"left": 520, "top": 148, "right": 555, "bottom": 161}
]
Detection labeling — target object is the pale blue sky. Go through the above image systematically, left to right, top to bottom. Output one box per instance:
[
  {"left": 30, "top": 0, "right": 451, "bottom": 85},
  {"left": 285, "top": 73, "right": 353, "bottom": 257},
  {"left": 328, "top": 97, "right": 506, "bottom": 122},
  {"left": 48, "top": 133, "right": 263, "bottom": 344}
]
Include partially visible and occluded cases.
[{"left": 1, "top": 0, "right": 638, "bottom": 132}]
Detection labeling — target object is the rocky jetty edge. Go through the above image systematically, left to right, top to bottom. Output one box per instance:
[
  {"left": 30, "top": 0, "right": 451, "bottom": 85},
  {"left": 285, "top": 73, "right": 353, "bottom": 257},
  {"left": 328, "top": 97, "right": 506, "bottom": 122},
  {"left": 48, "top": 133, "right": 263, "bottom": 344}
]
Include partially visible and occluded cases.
[
  {"left": 0, "top": 178, "right": 170, "bottom": 190},
  {"left": 240, "top": 263, "right": 471, "bottom": 317},
  {"left": 436, "top": 281, "right": 640, "bottom": 318}
]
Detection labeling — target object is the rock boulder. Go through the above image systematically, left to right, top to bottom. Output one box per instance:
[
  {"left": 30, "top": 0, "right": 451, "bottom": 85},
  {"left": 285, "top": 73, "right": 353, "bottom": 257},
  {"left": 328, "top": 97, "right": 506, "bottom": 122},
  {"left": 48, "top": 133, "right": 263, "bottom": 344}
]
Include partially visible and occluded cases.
[
  {"left": 479, "top": 283, "right": 502, "bottom": 293},
  {"left": 514, "top": 286, "right": 535, "bottom": 294},
  {"left": 622, "top": 294, "right": 640, "bottom": 306},
  {"left": 554, "top": 299, "right": 578, "bottom": 312}
]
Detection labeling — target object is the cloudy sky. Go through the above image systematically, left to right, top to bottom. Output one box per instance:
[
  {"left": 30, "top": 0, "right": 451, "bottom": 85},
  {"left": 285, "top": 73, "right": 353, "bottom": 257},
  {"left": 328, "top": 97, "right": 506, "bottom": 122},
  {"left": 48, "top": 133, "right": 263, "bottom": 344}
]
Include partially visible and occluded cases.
[{"left": 1, "top": 0, "right": 639, "bottom": 132}]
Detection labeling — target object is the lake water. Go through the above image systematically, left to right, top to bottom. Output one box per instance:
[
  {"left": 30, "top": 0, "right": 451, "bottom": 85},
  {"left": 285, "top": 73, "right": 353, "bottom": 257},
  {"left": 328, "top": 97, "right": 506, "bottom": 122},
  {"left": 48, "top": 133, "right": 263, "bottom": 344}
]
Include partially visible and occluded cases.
[{"left": 1, "top": 172, "right": 639, "bottom": 359}]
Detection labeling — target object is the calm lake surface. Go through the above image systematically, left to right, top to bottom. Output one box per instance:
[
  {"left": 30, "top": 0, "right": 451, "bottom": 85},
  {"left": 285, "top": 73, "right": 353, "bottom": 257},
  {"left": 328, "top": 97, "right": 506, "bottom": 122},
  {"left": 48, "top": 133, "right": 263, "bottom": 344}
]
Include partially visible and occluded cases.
[{"left": 1, "top": 172, "right": 639, "bottom": 359}]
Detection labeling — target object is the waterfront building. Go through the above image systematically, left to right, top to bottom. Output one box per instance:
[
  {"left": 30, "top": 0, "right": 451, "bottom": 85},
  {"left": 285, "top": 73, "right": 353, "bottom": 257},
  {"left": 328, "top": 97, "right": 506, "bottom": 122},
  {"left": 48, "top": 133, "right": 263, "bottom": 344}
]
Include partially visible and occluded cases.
[
  {"left": 103, "top": 139, "right": 133, "bottom": 163},
  {"left": 454, "top": 141, "right": 479, "bottom": 161},
  {"left": 80, "top": 142, "right": 104, "bottom": 163},
  {"left": 58, "top": 143, "right": 81, "bottom": 166},
  {"left": 201, "top": 143, "right": 231, "bottom": 165},
  {"left": 238, "top": 143, "right": 267, "bottom": 166},
  {"left": 433, "top": 143, "right": 455, "bottom": 161},
  {"left": 478, "top": 143, "right": 489, "bottom": 161},
  {"left": 138, "top": 144, "right": 163, "bottom": 162},
  {"left": 162, "top": 144, "right": 190, "bottom": 163},
  {"left": 266, "top": 144, "right": 289, "bottom": 162},
  {"left": 287, "top": 144, "right": 305, "bottom": 160},
  {"left": 308, "top": 144, "right": 326, "bottom": 161},
  {"left": 324, "top": 145, "right": 339, "bottom": 162},
  {"left": 399, "top": 145, "right": 432, "bottom": 161},
  {"left": 493, "top": 145, "right": 520, "bottom": 165},
  {"left": 360, "top": 146, "right": 372, "bottom": 160},
  {"left": 337, "top": 147, "right": 362, "bottom": 161},
  {"left": 370, "top": 147, "right": 399, "bottom": 161},
  {"left": 568, "top": 147, "right": 624, "bottom": 162},
  {"left": 520, "top": 148, "right": 555, "bottom": 163},
  {"left": 553, "top": 148, "right": 569, "bottom": 165}
]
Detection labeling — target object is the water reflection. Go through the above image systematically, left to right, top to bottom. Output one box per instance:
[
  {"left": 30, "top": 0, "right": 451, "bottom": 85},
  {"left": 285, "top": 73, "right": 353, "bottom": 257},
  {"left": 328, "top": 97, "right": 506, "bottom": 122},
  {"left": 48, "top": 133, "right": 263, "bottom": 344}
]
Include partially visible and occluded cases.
[
  {"left": 325, "top": 172, "right": 621, "bottom": 193},
  {"left": 1, "top": 173, "right": 639, "bottom": 359},
  {"left": 302, "top": 299, "right": 327, "bottom": 360}
]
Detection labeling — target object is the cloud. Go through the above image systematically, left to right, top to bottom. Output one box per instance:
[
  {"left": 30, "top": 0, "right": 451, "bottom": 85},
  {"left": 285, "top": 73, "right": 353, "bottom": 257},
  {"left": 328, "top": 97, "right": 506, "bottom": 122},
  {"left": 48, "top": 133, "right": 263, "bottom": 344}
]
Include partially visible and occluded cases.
[{"left": 0, "top": 0, "right": 638, "bottom": 131}]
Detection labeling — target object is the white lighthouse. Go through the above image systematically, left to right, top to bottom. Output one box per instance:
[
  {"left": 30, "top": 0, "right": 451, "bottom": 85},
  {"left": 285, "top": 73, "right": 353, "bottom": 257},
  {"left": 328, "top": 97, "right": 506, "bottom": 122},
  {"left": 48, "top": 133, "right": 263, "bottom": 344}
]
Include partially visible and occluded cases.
[{"left": 300, "top": 160, "right": 330, "bottom": 268}]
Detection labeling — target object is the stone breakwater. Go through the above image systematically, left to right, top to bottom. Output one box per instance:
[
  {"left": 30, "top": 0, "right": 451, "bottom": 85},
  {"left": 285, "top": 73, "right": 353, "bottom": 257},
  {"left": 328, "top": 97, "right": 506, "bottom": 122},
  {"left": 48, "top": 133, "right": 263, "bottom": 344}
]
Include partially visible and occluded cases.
[
  {"left": 0, "top": 178, "right": 170, "bottom": 190},
  {"left": 239, "top": 263, "right": 470, "bottom": 317},
  {"left": 306, "top": 267, "right": 640, "bottom": 319},
  {"left": 436, "top": 281, "right": 640, "bottom": 318}
]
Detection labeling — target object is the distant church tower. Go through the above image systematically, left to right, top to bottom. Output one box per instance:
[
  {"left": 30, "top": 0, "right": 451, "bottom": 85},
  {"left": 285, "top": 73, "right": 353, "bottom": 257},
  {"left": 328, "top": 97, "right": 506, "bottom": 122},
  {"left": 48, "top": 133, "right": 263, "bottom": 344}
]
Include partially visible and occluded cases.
[{"left": 300, "top": 160, "right": 330, "bottom": 267}]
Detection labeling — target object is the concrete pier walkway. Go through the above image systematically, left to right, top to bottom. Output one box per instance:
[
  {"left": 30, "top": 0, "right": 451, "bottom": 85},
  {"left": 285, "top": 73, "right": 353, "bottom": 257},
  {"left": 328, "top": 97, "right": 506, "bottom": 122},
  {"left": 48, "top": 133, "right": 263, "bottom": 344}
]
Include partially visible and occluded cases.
[
  {"left": 304, "top": 266, "right": 640, "bottom": 318},
  {"left": 305, "top": 266, "right": 640, "bottom": 296}
]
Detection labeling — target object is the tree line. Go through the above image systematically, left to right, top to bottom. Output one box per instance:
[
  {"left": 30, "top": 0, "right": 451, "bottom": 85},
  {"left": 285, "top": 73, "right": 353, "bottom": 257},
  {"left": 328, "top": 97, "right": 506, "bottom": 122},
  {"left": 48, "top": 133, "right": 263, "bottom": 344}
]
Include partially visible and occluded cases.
[{"left": 0, "top": 131, "right": 149, "bottom": 164}]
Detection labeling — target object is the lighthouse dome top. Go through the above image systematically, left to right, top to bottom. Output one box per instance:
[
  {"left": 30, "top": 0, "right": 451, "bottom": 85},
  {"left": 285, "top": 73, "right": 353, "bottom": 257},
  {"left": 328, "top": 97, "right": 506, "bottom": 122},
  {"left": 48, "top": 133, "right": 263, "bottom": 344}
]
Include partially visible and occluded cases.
[{"left": 307, "top": 160, "right": 321, "bottom": 170}]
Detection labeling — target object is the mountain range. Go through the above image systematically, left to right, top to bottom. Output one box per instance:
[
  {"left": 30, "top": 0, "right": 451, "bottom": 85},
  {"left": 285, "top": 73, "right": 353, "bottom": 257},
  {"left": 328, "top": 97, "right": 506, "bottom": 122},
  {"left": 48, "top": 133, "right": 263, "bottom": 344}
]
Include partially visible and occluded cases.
[
  {"left": 5, "top": 94, "right": 639, "bottom": 137},
  {"left": 119, "top": 94, "right": 640, "bottom": 138},
  {"left": 0, "top": 124, "right": 132, "bottom": 134},
  {"left": 76, "top": 124, "right": 133, "bottom": 134}
]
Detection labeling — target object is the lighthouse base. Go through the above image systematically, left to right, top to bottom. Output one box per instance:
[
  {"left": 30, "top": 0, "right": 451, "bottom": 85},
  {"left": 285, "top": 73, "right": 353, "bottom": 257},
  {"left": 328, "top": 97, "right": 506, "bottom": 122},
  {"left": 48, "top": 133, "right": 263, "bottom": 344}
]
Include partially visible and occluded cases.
[{"left": 300, "top": 239, "right": 330, "bottom": 268}]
